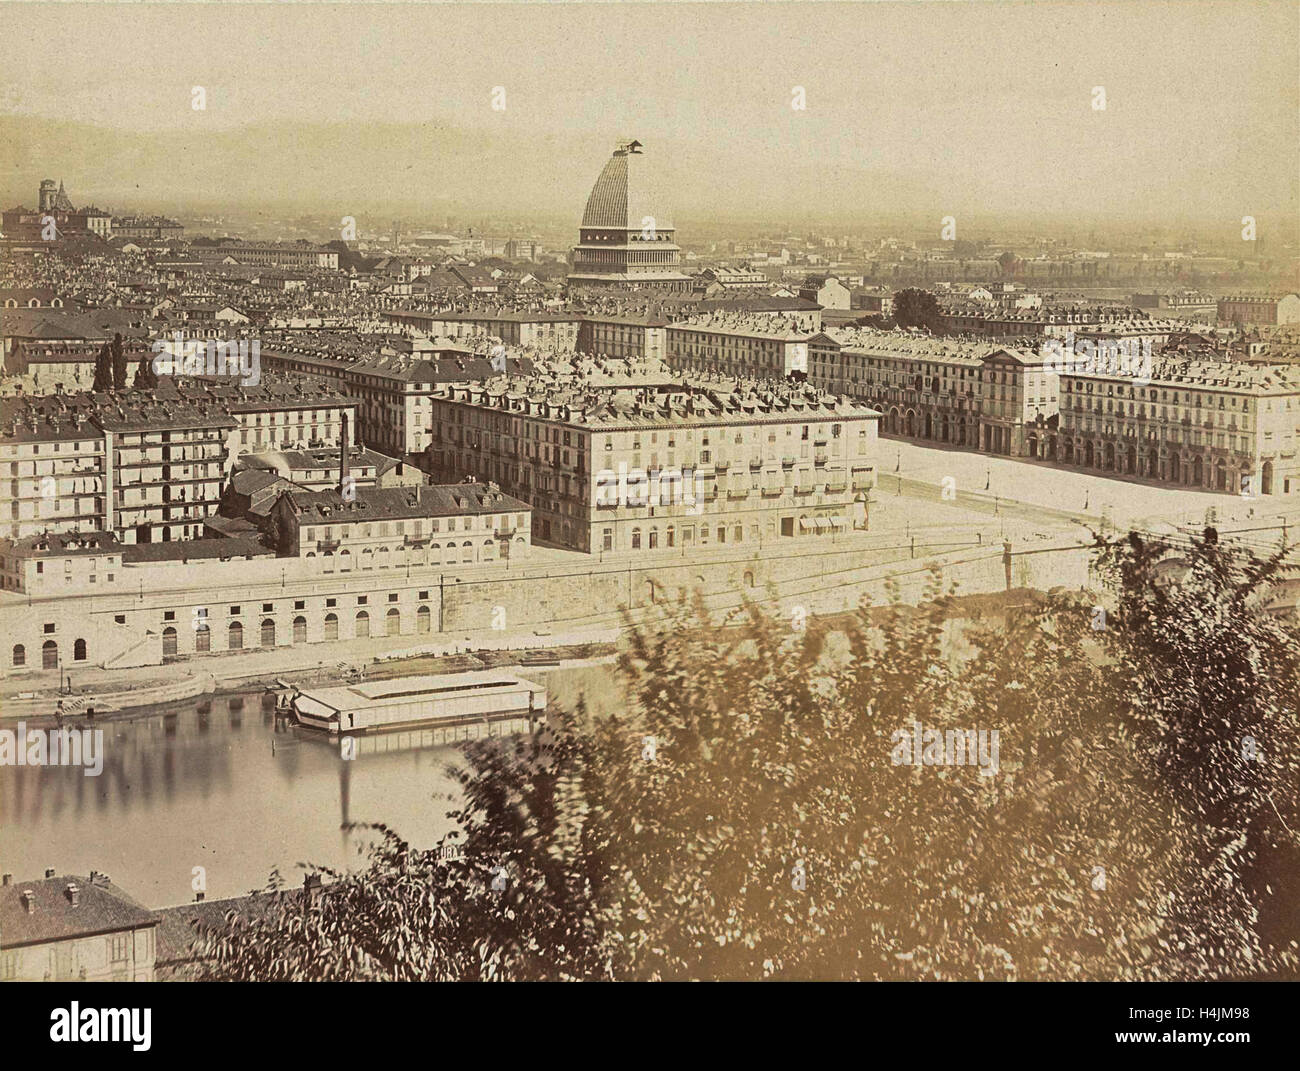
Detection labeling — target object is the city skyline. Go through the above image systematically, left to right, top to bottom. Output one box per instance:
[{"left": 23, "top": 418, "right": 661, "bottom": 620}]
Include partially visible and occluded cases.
[
  {"left": 2, "top": 0, "right": 1299, "bottom": 1017},
  {"left": 2, "top": 1, "right": 1297, "bottom": 230}
]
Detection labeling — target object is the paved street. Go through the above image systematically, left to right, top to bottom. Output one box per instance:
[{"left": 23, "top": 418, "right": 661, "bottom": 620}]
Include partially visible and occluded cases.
[{"left": 885, "top": 438, "right": 1300, "bottom": 538}]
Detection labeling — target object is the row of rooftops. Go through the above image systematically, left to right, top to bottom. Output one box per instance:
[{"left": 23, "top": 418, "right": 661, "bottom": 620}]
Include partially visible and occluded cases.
[
  {"left": 1216, "top": 293, "right": 1300, "bottom": 303},
  {"left": 938, "top": 305, "right": 1159, "bottom": 324},
  {"left": 668, "top": 313, "right": 822, "bottom": 341},
  {"left": 258, "top": 338, "right": 537, "bottom": 384},
  {"left": 1064, "top": 357, "right": 1300, "bottom": 394},
  {"left": 435, "top": 375, "right": 879, "bottom": 430},
  {"left": 1, "top": 378, "right": 354, "bottom": 440},
  {"left": 281, "top": 481, "right": 528, "bottom": 525}
]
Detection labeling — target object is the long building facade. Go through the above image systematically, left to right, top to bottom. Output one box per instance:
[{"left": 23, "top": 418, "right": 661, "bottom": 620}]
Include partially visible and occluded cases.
[{"left": 422, "top": 370, "right": 880, "bottom": 553}]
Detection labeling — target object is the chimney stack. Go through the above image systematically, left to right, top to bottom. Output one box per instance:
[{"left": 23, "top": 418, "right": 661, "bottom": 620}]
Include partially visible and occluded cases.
[
  {"left": 44, "top": 867, "right": 56, "bottom": 878},
  {"left": 1, "top": 874, "right": 11, "bottom": 886},
  {"left": 66, "top": 883, "right": 80, "bottom": 906},
  {"left": 20, "top": 890, "right": 36, "bottom": 913}
]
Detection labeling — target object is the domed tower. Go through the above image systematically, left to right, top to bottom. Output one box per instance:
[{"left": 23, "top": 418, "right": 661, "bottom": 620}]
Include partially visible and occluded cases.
[
  {"left": 568, "top": 139, "right": 690, "bottom": 291},
  {"left": 38, "top": 179, "right": 57, "bottom": 213}
]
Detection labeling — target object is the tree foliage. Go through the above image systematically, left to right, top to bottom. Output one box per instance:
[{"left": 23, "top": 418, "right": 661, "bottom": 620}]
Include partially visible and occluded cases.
[
  {"left": 891, "top": 288, "right": 942, "bottom": 331},
  {"left": 111, "top": 332, "right": 128, "bottom": 391},
  {"left": 91, "top": 342, "right": 113, "bottom": 392},
  {"left": 133, "top": 349, "right": 159, "bottom": 389},
  {"left": 190, "top": 534, "right": 1299, "bottom": 980}
]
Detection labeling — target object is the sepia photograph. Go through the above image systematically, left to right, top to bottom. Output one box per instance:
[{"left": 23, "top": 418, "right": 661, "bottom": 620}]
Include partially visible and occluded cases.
[{"left": 0, "top": 0, "right": 1297, "bottom": 1052}]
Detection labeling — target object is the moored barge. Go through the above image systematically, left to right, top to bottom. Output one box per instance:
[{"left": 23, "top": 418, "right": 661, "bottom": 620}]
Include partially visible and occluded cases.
[{"left": 291, "top": 670, "right": 547, "bottom": 735}]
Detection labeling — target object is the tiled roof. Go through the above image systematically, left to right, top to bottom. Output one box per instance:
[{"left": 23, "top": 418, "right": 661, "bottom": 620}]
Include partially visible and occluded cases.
[
  {"left": 285, "top": 483, "right": 529, "bottom": 524},
  {"left": 1, "top": 532, "right": 122, "bottom": 557},
  {"left": 121, "top": 537, "right": 271, "bottom": 563},
  {"left": 0, "top": 875, "right": 157, "bottom": 949}
]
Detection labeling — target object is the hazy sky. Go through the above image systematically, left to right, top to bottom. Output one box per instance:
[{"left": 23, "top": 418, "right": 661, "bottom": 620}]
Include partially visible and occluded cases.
[{"left": 1, "top": 1, "right": 1297, "bottom": 230}]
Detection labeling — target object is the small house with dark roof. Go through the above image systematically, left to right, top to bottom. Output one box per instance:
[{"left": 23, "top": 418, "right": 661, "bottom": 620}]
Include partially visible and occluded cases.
[{"left": 0, "top": 870, "right": 159, "bottom": 981}]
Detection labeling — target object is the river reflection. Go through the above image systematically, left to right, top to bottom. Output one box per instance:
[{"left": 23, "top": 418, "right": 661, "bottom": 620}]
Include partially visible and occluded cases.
[{"left": 0, "top": 691, "right": 464, "bottom": 908}]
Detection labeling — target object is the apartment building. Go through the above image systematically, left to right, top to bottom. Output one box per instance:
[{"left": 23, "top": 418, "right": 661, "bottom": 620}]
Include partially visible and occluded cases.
[
  {"left": 188, "top": 241, "right": 339, "bottom": 270},
  {"left": 1216, "top": 294, "right": 1300, "bottom": 327},
  {"left": 380, "top": 308, "right": 582, "bottom": 350},
  {"left": 578, "top": 312, "right": 670, "bottom": 361},
  {"left": 666, "top": 314, "right": 826, "bottom": 381},
  {"left": 819, "top": 329, "right": 995, "bottom": 450},
  {"left": 258, "top": 335, "right": 534, "bottom": 457},
  {"left": 1055, "top": 358, "right": 1300, "bottom": 495},
  {"left": 424, "top": 372, "right": 880, "bottom": 554},
  {"left": 0, "top": 381, "right": 357, "bottom": 543},
  {"left": 0, "top": 412, "right": 107, "bottom": 541},
  {"left": 269, "top": 482, "right": 533, "bottom": 572}
]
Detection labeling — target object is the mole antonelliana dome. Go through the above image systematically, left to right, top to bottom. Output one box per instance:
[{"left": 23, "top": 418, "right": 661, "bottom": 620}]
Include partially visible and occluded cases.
[
  {"left": 580, "top": 138, "right": 673, "bottom": 232},
  {"left": 569, "top": 139, "right": 691, "bottom": 292}
]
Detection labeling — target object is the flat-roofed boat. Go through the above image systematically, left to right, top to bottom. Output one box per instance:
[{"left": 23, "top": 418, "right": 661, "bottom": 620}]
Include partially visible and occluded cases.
[{"left": 291, "top": 670, "right": 547, "bottom": 735}]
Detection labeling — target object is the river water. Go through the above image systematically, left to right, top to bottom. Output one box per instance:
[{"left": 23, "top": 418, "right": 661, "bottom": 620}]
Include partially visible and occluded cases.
[{"left": 1, "top": 663, "right": 623, "bottom": 909}]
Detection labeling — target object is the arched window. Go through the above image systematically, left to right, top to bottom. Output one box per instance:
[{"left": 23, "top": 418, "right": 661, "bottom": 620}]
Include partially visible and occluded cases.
[
  {"left": 666, "top": 526, "right": 675, "bottom": 547},
  {"left": 631, "top": 527, "right": 642, "bottom": 549},
  {"left": 648, "top": 528, "right": 658, "bottom": 549},
  {"left": 482, "top": 539, "right": 495, "bottom": 560},
  {"left": 444, "top": 543, "right": 457, "bottom": 564},
  {"left": 376, "top": 546, "right": 390, "bottom": 567},
  {"left": 362, "top": 547, "right": 374, "bottom": 569},
  {"left": 339, "top": 549, "right": 352, "bottom": 571},
  {"left": 417, "top": 605, "right": 432, "bottom": 634},
  {"left": 386, "top": 608, "right": 401, "bottom": 636},
  {"left": 356, "top": 611, "right": 370, "bottom": 638},
  {"left": 324, "top": 613, "right": 339, "bottom": 641},
  {"left": 293, "top": 616, "right": 307, "bottom": 644},
  {"left": 260, "top": 618, "right": 276, "bottom": 647},
  {"left": 228, "top": 621, "right": 243, "bottom": 649},
  {"left": 195, "top": 625, "right": 211, "bottom": 653},
  {"left": 162, "top": 628, "right": 177, "bottom": 657},
  {"left": 42, "top": 640, "right": 58, "bottom": 669},
  {"left": 12, "top": 644, "right": 25, "bottom": 667}
]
